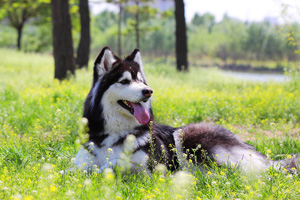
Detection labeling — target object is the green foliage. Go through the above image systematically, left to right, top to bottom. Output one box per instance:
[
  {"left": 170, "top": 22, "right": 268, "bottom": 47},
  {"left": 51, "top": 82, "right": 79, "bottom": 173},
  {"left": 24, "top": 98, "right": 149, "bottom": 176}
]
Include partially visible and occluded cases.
[{"left": 1, "top": 2, "right": 300, "bottom": 66}]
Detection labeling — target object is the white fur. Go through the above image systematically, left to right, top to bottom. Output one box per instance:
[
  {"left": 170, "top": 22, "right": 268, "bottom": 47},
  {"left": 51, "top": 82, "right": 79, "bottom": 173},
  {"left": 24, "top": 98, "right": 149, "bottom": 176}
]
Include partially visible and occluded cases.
[
  {"left": 96, "top": 49, "right": 116, "bottom": 76},
  {"left": 133, "top": 52, "right": 143, "bottom": 70},
  {"left": 101, "top": 71, "right": 152, "bottom": 134},
  {"left": 118, "top": 71, "right": 132, "bottom": 82},
  {"left": 137, "top": 72, "right": 144, "bottom": 82},
  {"left": 91, "top": 81, "right": 100, "bottom": 107},
  {"left": 173, "top": 129, "right": 186, "bottom": 167},
  {"left": 75, "top": 133, "right": 150, "bottom": 171},
  {"left": 211, "top": 145, "right": 268, "bottom": 172},
  {"left": 75, "top": 148, "right": 99, "bottom": 170}
]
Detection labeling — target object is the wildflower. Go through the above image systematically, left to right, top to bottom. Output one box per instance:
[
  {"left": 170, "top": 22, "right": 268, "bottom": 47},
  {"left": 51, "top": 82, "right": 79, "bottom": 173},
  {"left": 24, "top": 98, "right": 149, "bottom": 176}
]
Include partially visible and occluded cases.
[
  {"left": 81, "top": 117, "right": 88, "bottom": 126},
  {"left": 107, "top": 148, "right": 113, "bottom": 153},
  {"left": 71, "top": 158, "right": 76, "bottom": 163},
  {"left": 42, "top": 163, "right": 53, "bottom": 172},
  {"left": 155, "top": 163, "right": 167, "bottom": 174},
  {"left": 104, "top": 168, "right": 114, "bottom": 181},
  {"left": 207, "top": 171, "right": 212, "bottom": 175},
  {"left": 220, "top": 171, "right": 225, "bottom": 176},
  {"left": 158, "top": 178, "right": 165, "bottom": 182},
  {"left": 84, "top": 179, "right": 92, "bottom": 186},
  {"left": 211, "top": 181, "right": 217, "bottom": 186},
  {"left": 77, "top": 184, "right": 83, "bottom": 188},
  {"left": 50, "top": 185, "right": 57, "bottom": 192},
  {"left": 245, "top": 185, "right": 251, "bottom": 190},
  {"left": 140, "top": 188, "right": 145, "bottom": 192},
  {"left": 66, "top": 190, "right": 75, "bottom": 196},
  {"left": 24, "top": 195, "right": 34, "bottom": 200},
  {"left": 116, "top": 196, "right": 122, "bottom": 200}
]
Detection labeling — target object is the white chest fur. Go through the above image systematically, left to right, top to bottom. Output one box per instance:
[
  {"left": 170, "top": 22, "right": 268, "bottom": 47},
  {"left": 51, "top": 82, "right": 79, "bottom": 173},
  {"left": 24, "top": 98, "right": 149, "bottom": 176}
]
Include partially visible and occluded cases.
[{"left": 75, "top": 132, "right": 150, "bottom": 172}]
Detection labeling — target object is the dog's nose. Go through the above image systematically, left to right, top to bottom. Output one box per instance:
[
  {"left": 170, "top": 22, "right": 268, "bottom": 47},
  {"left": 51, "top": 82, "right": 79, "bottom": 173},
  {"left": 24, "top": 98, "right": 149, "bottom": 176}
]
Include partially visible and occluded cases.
[{"left": 142, "top": 89, "right": 153, "bottom": 97}]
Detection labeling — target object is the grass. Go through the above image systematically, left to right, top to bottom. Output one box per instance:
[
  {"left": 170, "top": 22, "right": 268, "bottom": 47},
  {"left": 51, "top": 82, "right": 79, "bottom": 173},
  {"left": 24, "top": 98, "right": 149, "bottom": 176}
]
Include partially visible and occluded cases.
[{"left": 0, "top": 48, "right": 300, "bottom": 199}]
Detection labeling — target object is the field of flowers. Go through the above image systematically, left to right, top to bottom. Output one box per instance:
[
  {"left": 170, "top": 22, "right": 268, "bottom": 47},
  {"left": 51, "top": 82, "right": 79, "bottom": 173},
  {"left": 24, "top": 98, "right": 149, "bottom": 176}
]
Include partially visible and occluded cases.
[{"left": 1, "top": 48, "right": 300, "bottom": 199}]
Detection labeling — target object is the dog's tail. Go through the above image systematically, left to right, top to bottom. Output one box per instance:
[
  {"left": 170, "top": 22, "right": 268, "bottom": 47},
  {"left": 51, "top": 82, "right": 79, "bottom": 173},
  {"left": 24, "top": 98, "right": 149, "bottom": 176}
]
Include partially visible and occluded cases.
[{"left": 272, "top": 154, "right": 300, "bottom": 173}]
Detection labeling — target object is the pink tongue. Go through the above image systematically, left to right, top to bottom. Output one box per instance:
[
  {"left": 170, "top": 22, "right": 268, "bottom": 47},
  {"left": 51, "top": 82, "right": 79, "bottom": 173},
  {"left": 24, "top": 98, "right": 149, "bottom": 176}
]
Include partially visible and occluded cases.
[{"left": 132, "top": 103, "right": 150, "bottom": 124}]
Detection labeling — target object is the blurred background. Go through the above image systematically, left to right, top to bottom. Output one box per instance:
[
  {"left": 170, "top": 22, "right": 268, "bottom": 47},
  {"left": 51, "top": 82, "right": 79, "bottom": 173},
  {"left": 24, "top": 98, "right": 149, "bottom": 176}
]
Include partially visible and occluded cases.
[{"left": 0, "top": 0, "right": 300, "bottom": 79}]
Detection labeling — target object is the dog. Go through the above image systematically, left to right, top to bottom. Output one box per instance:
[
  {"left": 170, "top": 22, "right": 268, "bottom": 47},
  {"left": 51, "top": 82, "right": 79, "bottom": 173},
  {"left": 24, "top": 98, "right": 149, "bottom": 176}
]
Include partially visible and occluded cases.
[{"left": 75, "top": 47, "right": 299, "bottom": 173}]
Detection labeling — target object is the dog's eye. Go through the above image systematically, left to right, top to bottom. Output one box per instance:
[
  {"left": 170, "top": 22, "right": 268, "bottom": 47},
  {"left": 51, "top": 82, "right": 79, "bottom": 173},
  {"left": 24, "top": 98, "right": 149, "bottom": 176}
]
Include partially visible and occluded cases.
[{"left": 119, "top": 79, "right": 130, "bottom": 85}]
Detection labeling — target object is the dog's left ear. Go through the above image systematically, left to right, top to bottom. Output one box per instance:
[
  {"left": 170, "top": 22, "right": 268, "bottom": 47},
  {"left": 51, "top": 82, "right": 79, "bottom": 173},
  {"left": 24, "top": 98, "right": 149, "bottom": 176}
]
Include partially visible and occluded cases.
[{"left": 126, "top": 49, "right": 144, "bottom": 73}]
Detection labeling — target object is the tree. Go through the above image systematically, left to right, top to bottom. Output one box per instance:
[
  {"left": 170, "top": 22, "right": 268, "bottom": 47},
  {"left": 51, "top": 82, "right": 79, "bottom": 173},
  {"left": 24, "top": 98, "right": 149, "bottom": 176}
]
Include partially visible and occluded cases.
[
  {"left": 0, "top": 0, "right": 48, "bottom": 50},
  {"left": 51, "top": 0, "right": 75, "bottom": 80},
  {"left": 76, "top": 0, "right": 90, "bottom": 69},
  {"left": 107, "top": 0, "right": 127, "bottom": 57},
  {"left": 125, "top": 0, "right": 157, "bottom": 50},
  {"left": 174, "top": 0, "right": 188, "bottom": 71},
  {"left": 191, "top": 13, "right": 215, "bottom": 34}
]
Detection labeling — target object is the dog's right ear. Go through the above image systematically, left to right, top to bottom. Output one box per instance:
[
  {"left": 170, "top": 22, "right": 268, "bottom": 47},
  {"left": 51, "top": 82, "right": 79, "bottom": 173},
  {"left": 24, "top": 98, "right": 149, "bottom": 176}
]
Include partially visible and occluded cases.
[{"left": 94, "top": 47, "right": 120, "bottom": 79}]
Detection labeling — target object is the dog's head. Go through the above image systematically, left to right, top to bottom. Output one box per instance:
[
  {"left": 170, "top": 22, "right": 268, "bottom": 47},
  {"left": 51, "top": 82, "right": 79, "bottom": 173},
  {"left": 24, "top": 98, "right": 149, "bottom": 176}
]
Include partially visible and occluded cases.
[{"left": 84, "top": 47, "right": 153, "bottom": 134}]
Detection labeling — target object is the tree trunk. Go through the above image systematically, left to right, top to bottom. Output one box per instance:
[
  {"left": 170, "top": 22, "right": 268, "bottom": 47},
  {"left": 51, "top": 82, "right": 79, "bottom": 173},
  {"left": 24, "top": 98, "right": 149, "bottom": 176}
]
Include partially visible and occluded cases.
[
  {"left": 51, "top": 0, "right": 75, "bottom": 80},
  {"left": 76, "top": 0, "right": 91, "bottom": 69},
  {"left": 135, "top": 0, "right": 140, "bottom": 49},
  {"left": 174, "top": 0, "right": 188, "bottom": 71},
  {"left": 118, "top": 4, "right": 123, "bottom": 57},
  {"left": 16, "top": 25, "right": 23, "bottom": 51}
]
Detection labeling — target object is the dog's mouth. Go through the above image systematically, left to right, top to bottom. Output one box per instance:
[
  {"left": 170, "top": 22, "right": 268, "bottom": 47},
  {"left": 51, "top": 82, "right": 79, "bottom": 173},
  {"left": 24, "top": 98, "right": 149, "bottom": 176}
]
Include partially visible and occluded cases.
[{"left": 117, "top": 100, "right": 150, "bottom": 125}]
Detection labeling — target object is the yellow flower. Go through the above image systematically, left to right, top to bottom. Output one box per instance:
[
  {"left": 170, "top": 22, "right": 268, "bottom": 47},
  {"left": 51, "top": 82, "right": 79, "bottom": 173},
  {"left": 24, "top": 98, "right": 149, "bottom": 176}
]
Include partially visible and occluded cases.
[
  {"left": 207, "top": 171, "right": 212, "bottom": 175},
  {"left": 158, "top": 178, "right": 165, "bottom": 182},
  {"left": 50, "top": 185, "right": 57, "bottom": 192},
  {"left": 245, "top": 185, "right": 251, "bottom": 190},
  {"left": 24, "top": 196, "right": 34, "bottom": 200},
  {"left": 115, "top": 196, "right": 122, "bottom": 200}
]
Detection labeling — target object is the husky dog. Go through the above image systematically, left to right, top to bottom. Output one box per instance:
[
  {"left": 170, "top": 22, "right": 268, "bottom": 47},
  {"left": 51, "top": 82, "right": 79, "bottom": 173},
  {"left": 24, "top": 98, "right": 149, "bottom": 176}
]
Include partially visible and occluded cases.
[{"left": 75, "top": 47, "right": 299, "bottom": 173}]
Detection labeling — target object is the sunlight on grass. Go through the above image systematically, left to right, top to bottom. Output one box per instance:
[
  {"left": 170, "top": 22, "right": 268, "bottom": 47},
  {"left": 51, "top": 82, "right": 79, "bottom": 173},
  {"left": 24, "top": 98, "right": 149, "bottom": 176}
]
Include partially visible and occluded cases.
[{"left": 0, "top": 49, "right": 300, "bottom": 199}]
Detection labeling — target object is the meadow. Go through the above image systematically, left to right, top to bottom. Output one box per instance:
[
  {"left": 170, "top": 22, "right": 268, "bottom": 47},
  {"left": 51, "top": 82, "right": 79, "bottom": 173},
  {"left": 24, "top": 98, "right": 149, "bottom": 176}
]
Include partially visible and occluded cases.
[{"left": 1, "top": 48, "right": 300, "bottom": 199}]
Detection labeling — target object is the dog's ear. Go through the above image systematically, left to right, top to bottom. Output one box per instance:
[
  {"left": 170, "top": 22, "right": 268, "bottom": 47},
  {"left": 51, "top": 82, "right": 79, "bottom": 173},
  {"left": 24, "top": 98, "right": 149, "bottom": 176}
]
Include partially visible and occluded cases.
[
  {"left": 94, "top": 47, "right": 120, "bottom": 78},
  {"left": 126, "top": 49, "right": 145, "bottom": 73}
]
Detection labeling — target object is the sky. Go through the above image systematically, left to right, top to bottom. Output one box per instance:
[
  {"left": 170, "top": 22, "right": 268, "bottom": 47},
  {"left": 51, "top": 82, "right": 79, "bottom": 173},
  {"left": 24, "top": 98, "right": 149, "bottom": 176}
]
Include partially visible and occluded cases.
[{"left": 90, "top": 0, "right": 300, "bottom": 23}]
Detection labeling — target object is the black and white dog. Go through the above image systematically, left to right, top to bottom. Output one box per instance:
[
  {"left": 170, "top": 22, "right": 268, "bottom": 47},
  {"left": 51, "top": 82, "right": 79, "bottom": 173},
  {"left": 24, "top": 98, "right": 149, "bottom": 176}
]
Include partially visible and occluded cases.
[{"left": 75, "top": 47, "right": 298, "bottom": 173}]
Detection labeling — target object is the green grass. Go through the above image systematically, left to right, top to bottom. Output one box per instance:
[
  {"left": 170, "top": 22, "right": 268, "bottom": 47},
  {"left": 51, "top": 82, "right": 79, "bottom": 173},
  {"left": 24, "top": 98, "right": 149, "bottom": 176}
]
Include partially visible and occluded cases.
[{"left": 0, "top": 48, "right": 300, "bottom": 199}]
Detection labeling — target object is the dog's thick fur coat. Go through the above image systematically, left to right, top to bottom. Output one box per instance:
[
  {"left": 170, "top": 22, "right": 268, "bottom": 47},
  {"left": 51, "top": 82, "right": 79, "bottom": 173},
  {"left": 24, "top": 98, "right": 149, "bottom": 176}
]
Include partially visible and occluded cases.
[{"left": 75, "top": 47, "right": 299, "bottom": 173}]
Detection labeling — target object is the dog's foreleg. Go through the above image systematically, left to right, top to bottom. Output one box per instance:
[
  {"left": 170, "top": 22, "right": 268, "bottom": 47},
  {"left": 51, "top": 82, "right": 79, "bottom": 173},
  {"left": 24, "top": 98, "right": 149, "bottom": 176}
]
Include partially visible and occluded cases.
[{"left": 75, "top": 148, "right": 99, "bottom": 171}]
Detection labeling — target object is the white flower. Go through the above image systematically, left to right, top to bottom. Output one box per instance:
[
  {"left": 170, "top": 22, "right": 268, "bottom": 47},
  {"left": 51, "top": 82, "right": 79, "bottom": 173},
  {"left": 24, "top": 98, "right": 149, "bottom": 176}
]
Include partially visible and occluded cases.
[{"left": 107, "top": 148, "right": 113, "bottom": 153}]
